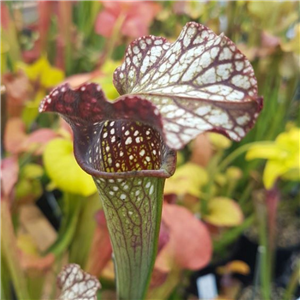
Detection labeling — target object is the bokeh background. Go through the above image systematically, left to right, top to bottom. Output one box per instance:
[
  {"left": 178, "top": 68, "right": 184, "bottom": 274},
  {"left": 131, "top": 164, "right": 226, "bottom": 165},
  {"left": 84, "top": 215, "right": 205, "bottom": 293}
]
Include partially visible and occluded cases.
[{"left": 1, "top": 1, "right": 299, "bottom": 300}]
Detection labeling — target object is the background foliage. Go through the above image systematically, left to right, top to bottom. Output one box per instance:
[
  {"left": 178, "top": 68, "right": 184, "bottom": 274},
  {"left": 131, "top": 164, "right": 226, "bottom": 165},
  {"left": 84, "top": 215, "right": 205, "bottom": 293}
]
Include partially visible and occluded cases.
[{"left": 1, "top": 1, "right": 299, "bottom": 299}]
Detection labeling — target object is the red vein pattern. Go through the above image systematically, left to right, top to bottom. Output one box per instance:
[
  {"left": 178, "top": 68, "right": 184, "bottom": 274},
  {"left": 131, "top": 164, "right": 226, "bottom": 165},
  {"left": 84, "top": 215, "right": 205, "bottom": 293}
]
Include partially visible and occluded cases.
[
  {"left": 39, "top": 22, "right": 262, "bottom": 178},
  {"left": 114, "top": 22, "right": 263, "bottom": 148},
  {"left": 39, "top": 82, "right": 175, "bottom": 178},
  {"left": 40, "top": 82, "right": 174, "bottom": 298},
  {"left": 93, "top": 176, "right": 164, "bottom": 299}
]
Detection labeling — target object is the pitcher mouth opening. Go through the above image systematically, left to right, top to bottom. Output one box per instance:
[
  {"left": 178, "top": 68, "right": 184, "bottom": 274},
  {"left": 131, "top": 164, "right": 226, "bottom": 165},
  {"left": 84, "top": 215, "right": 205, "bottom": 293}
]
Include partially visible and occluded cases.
[{"left": 73, "top": 119, "right": 176, "bottom": 179}]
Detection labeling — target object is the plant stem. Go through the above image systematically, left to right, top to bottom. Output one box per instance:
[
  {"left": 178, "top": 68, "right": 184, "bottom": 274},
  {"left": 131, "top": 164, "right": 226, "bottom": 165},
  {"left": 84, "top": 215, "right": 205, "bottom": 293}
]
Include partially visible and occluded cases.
[
  {"left": 77, "top": 1, "right": 101, "bottom": 39},
  {"left": 58, "top": 2, "right": 73, "bottom": 75},
  {"left": 226, "top": 2, "right": 238, "bottom": 40},
  {"left": 98, "top": 13, "right": 126, "bottom": 67},
  {"left": 0, "top": 84, "right": 7, "bottom": 159},
  {"left": 202, "top": 141, "right": 269, "bottom": 216},
  {"left": 218, "top": 141, "right": 271, "bottom": 172},
  {"left": 201, "top": 151, "right": 223, "bottom": 214},
  {"left": 95, "top": 176, "right": 165, "bottom": 300},
  {"left": 239, "top": 182, "right": 254, "bottom": 207},
  {"left": 45, "top": 193, "right": 82, "bottom": 257},
  {"left": 69, "top": 193, "right": 101, "bottom": 266},
  {"left": 254, "top": 195, "right": 271, "bottom": 299},
  {"left": 1, "top": 201, "right": 30, "bottom": 300},
  {"left": 213, "top": 214, "right": 254, "bottom": 253},
  {"left": 253, "top": 245, "right": 263, "bottom": 300},
  {"left": 1, "top": 253, "right": 12, "bottom": 300},
  {"left": 283, "top": 260, "right": 300, "bottom": 300},
  {"left": 0, "top": 280, "right": 9, "bottom": 300}
]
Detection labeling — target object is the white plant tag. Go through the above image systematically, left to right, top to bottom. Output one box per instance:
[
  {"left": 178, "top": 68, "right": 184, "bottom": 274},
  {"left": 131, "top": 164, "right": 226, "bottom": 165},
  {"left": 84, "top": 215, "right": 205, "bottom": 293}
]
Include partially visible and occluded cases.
[{"left": 196, "top": 273, "right": 218, "bottom": 299}]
